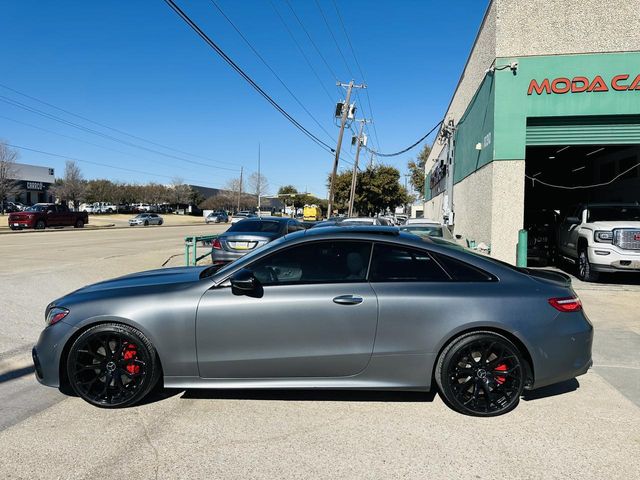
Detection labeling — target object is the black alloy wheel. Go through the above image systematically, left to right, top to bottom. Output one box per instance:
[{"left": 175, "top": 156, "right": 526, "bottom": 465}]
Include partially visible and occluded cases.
[
  {"left": 75, "top": 219, "right": 84, "bottom": 228},
  {"left": 35, "top": 220, "right": 46, "bottom": 230},
  {"left": 158, "top": 220, "right": 163, "bottom": 225},
  {"left": 577, "top": 249, "right": 599, "bottom": 282},
  {"left": 67, "top": 323, "right": 160, "bottom": 408},
  {"left": 436, "top": 332, "right": 525, "bottom": 416}
]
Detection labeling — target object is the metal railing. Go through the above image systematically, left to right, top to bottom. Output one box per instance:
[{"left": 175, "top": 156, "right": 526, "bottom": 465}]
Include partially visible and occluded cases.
[{"left": 184, "top": 234, "right": 218, "bottom": 266}]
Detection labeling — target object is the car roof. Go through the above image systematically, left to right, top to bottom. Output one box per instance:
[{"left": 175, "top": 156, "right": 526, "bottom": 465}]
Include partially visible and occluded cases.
[{"left": 235, "top": 216, "right": 291, "bottom": 223}]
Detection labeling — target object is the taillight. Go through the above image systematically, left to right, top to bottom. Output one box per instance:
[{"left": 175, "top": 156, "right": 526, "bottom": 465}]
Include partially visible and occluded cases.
[
  {"left": 212, "top": 238, "right": 222, "bottom": 250},
  {"left": 548, "top": 297, "right": 582, "bottom": 312},
  {"left": 46, "top": 307, "right": 70, "bottom": 325}
]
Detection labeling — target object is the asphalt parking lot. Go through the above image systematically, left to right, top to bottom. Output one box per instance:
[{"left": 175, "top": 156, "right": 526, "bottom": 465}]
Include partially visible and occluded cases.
[{"left": 0, "top": 225, "right": 639, "bottom": 479}]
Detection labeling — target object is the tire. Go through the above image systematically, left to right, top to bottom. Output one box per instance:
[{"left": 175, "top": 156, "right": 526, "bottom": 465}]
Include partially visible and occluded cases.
[
  {"left": 75, "top": 219, "right": 84, "bottom": 228},
  {"left": 35, "top": 220, "right": 46, "bottom": 230},
  {"left": 144, "top": 220, "right": 149, "bottom": 226},
  {"left": 158, "top": 220, "right": 163, "bottom": 226},
  {"left": 9, "top": 226, "right": 17, "bottom": 231},
  {"left": 577, "top": 249, "right": 599, "bottom": 282},
  {"left": 66, "top": 323, "right": 161, "bottom": 408},
  {"left": 435, "top": 331, "right": 525, "bottom": 417}
]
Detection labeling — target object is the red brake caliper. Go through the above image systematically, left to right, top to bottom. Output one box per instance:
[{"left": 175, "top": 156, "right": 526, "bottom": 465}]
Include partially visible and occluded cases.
[
  {"left": 122, "top": 343, "right": 140, "bottom": 375},
  {"left": 494, "top": 363, "right": 507, "bottom": 384}
]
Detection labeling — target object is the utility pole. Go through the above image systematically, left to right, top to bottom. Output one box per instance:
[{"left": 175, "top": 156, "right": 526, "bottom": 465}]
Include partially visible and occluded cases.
[
  {"left": 328, "top": 80, "right": 366, "bottom": 217},
  {"left": 347, "top": 119, "right": 369, "bottom": 217},
  {"left": 257, "top": 143, "right": 261, "bottom": 216},
  {"left": 237, "top": 166, "right": 243, "bottom": 213}
]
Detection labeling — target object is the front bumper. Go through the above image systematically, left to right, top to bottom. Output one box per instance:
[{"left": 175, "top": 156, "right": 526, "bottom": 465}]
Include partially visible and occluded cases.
[
  {"left": 588, "top": 245, "right": 640, "bottom": 272},
  {"left": 32, "top": 321, "right": 78, "bottom": 388}
]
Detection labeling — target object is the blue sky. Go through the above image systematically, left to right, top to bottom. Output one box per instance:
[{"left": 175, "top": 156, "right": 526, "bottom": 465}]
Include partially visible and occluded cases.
[{"left": 0, "top": 0, "right": 488, "bottom": 197}]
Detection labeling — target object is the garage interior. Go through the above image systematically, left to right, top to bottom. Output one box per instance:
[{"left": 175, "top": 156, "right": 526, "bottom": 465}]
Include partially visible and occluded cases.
[{"left": 523, "top": 143, "right": 640, "bottom": 266}]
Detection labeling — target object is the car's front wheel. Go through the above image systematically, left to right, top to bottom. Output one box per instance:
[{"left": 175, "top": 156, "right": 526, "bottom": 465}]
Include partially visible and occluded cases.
[
  {"left": 577, "top": 249, "right": 599, "bottom": 282},
  {"left": 66, "top": 323, "right": 161, "bottom": 408},
  {"left": 435, "top": 331, "right": 525, "bottom": 416}
]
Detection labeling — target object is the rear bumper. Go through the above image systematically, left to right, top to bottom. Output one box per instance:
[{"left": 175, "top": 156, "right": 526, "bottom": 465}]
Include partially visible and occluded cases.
[
  {"left": 589, "top": 245, "right": 640, "bottom": 272},
  {"left": 211, "top": 249, "right": 248, "bottom": 264},
  {"left": 528, "top": 311, "right": 594, "bottom": 390}
]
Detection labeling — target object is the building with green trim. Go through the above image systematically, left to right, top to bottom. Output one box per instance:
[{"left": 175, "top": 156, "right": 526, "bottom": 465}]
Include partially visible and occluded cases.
[{"left": 424, "top": 0, "right": 640, "bottom": 263}]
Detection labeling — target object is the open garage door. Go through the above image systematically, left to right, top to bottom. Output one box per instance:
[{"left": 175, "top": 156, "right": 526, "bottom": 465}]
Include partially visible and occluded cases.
[
  {"left": 526, "top": 115, "right": 640, "bottom": 146},
  {"left": 523, "top": 143, "right": 640, "bottom": 267}
]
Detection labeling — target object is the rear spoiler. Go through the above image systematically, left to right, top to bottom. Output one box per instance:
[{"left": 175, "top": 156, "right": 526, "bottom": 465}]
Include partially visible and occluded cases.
[{"left": 522, "top": 268, "right": 572, "bottom": 287}]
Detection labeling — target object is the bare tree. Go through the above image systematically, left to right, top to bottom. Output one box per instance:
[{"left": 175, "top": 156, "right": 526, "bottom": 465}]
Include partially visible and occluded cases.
[
  {"left": 0, "top": 142, "right": 19, "bottom": 214},
  {"left": 52, "top": 160, "right": 85, "bottom": 210},
  {"left": 248, "top": 172, "right": 269, "bottom": 201},
  {"left": 170, "top": 177, "right": 192, "bottom": 207}
]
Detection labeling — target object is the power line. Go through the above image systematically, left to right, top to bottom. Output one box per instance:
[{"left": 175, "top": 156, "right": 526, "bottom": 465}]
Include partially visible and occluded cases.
[
  {"left": 163, "top": 0, "right": 335, "bottom": 153},
  {"left": 207, "top": 0, "right": 336, "bottom": 145},
  {"left": 267, "top": 0, "right": 336, "bottom": 104},
  {"left": 284, "top": 0, "right": 339, "bottom": 81},
  {"left": 313, "top": 0, "right": 354, "bottom": 79},
  {"left": 330, "top": 0, "right": 381, "bottom": 152},
  {"left": 0, "top": 82, "right": 240, "bottom": 168},
  {"left": 0, "top": 95, "right": 241, "bottom": 172},
  {"left": 0, "top": 114, "right": 240, "bottom": 174},
  {"left": 365, "top": 120, "right": 443, "bottom": 157},
  {"left": 7, "top": 143, "right": 228, "bottom": 188}
]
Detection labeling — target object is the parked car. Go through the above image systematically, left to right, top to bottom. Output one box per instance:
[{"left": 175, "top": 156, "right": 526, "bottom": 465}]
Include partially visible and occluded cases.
[
  {"left": 2, "top": 201, "right": 22, "bottom": 213},
  {"left": 8, "top": 203, "right": 88, "bottom": 230},
  {"left": 557, "top": 203, "right": 640, "bottom": 281},
  {"left": 205, "top": 211, "right": 229, "bottom": 224},
  {"left": 230, "top": 211, "right": 257, "bottom": 224},
  {"left": 128, "top": 213, "right": 163, "bottom": 226},
  {"left": 211, "top": 216, "right": 303, "bottom": 264},
  {"left": 341, "top": 217, "right": 386, "bottom": 226},
  {"left": 405, "top": 217, "right": 440, "bottom": 225},
  {"left": 399, "top": 222, "right": 455, "bottom": 241},
  {"left": 34, "top": 226, "right": 593, "bottom": 416}
]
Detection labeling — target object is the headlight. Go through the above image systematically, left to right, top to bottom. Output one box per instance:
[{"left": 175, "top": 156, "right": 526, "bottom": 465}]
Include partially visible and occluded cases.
[
  {"left": 595, "top": 231, "right": 613, "bottom": 243},
  {"left": 46, "top": 307, "right": 69, "bottom": 326}
]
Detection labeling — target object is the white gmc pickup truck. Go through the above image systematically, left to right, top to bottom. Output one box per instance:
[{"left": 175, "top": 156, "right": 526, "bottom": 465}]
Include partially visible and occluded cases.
[{"left": 557, "top": 203, "right": 640, "bottom": 282}]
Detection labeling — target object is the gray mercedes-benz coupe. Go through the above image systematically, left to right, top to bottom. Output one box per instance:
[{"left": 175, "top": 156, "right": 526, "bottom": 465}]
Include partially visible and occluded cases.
[{"left": 33, "top": 226, "right": 593, "bottom": 416}]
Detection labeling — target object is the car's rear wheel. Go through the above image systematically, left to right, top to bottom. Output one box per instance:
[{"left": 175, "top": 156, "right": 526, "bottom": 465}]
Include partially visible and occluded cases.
[
  {"left": 75, "top": 219, "right": 84, "bottom": 228},
  {"left": 35, "top": 220, "right": 46, "bottom": 230},
  {"left": 144, "top": 220, "right": 149, "bottom": 226},
  {"left": 158, "top": 220, "right": 163, "bottom": 225},
  {"left": 67, "top": 323, "right": 160, "bottom": 408},
  {"left": 436, "top": 331, "right": 525, "bottom": 416}
]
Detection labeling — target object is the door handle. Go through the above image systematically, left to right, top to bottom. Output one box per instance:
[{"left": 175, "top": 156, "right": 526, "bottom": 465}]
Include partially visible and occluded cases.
[{"left": 333, "top": 295, "right": 363, "bottom": 305}]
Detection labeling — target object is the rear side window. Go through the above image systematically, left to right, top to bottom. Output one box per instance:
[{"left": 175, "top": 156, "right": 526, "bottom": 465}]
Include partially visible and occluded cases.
[
  {"left": 369, "top": 244, "right": 449, "bottom": 282},
  {"left": 431, "top": 253, "right": 495, "bottom": 282}
]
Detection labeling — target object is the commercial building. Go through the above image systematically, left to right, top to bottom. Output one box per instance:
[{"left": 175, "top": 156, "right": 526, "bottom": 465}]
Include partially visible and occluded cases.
[
  {"left": 424, "top": 0, "right": 640, "bottom": 263},
  {"left": 7, "top": 162, "right": 55, "bottom": 205}
]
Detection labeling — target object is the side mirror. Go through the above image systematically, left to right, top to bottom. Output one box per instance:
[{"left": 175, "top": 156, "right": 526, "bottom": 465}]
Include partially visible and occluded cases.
[
  {"left": 565, "top": 216, "right": 580, "bottom": 225},
  {"left": 230, "top": 268, "right": 263, "bottom": 297}
]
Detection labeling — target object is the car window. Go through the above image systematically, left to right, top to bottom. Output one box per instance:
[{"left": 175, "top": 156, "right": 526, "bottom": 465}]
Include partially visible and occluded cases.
[
  {"left": 229, "top": 220, "right": 281, "bottom": 233},
  {"left": 250, "top": 241, "right": 373, "bottom": 285},
  {"left": 369, "top": 243, "right": 449, "bottom": 282},
  {"left": 431, "top": 253, "right": 495, "bottom": 282}
]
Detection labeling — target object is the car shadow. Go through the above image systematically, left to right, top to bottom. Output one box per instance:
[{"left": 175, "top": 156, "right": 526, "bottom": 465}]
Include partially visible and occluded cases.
[
  {"left": 522, "top": 378, "right": 579, "bottom": 401},
  {"left": 179, "top": 389, "right": 437, "bottom": 403}
]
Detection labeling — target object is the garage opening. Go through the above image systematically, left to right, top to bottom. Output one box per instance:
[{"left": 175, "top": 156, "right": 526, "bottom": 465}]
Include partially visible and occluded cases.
[{"left": 524, "top": 144, "right": 640, "bottom": 266}]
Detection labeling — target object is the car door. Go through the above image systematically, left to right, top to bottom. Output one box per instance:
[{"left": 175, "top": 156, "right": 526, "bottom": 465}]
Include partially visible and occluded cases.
[
  {"left": 558, "top": 206, "right": 582, "bottom": 256},
  {"left": 196, "top": 240, "right": 378, "bottom": 378}
]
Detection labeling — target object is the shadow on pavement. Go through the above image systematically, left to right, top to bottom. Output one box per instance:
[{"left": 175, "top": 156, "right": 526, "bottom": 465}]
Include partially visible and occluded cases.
[
  {"left": 0, "top": 365, "right": 34, "bottom": 384},
  {"left": 522, "top": 378, "right": 579, "bottom": 401},
  {"left": 180, "top": 389, "right": 437, "bottom": 403}
]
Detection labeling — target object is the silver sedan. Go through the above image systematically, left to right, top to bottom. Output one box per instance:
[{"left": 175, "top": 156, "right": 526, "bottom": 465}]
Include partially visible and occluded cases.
[
  {"left": 128, "top": 213, "right": 163, "bottom": 226},
  {"left": 33, "top": 226, "right": 592, "bottom": 416}
]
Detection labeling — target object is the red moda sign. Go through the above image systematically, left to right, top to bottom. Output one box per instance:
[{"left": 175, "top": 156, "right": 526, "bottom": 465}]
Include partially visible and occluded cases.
[{"left": 528, "top": 74, "right": 640, "bottom": 95}]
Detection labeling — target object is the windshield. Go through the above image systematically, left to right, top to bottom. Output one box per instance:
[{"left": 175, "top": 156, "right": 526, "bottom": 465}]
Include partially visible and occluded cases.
[
  {"left": 25, "top": 205, "right": 47, "bottom": 212},
  {"left": 587, "top": 206, "right": 640, "bottom": 222},
  {"left": 229, "top": 220, "right": 281, "bottom": 233},
  {"left": 400, "top": 225, "right": 443, "bottom": 237}
]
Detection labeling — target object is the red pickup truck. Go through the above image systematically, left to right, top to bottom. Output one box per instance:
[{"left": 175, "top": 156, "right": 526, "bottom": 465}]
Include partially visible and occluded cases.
[{"left": 8, "top": 203, "right": 89, "bottom": 230}]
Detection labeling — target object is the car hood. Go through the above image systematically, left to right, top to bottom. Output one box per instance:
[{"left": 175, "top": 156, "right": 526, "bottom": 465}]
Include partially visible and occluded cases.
[
  {"left": 587, "top": 221, "right": 640, "bottom": 230},
  {"left": 70, "top": 266, "right": 209, "bottom": 295}
]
